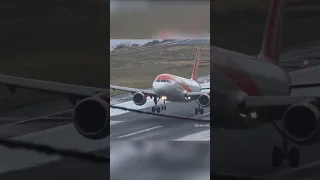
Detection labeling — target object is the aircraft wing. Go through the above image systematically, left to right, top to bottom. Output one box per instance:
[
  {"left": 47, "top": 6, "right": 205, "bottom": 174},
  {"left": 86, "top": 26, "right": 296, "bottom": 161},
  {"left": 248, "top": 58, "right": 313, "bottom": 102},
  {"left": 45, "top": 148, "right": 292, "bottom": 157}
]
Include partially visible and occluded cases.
[
  {"left": 0, "top": 75, "right": 107, "bottom": 98},
  {"left": 237, "top": 81, "right": 320, "bottom": 121},
  {"left": 241, "top": 82, "right": 320, "bottom": 109},
  {"left": 110, "top": 85, "right": 157, "bottom": 97},
  {"left": 200, "top": 87, "right": 210, "bottom": 92},
  {"left": 185, "top": 91, "right": 209, "bottom": 98},
  {"left": 242, "top": 96, "right": 308, "bottom": 109}
]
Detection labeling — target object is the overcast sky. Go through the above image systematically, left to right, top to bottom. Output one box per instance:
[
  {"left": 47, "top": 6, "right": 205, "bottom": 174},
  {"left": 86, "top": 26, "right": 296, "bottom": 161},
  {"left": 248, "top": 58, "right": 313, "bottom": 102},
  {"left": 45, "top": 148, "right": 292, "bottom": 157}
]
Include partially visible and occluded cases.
[{"left": 110, "top": 0, "right": 149, "bottom": 13}]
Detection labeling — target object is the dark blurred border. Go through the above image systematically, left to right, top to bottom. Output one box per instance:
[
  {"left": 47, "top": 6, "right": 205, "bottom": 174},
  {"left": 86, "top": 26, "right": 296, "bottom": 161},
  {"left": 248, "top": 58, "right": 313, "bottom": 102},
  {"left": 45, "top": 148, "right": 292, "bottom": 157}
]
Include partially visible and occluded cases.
[
  {"left": 110, "top": 0, "right": 210, "bottom": 39},
  {"left": 210, "top": 0, "right": 320, "bottom": 178}
]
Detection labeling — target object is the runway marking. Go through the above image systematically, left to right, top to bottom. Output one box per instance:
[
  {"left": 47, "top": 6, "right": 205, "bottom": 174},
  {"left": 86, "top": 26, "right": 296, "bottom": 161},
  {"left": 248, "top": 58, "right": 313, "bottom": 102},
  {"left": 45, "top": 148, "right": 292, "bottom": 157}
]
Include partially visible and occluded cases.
[
  {"left": 111, "top": 96, "right": 133, "bottom": 102},
  {"left": 110, "top": 100, "right": 170, "bottom": 117},
  {"left": 0, "top": 109, "right": 73, "bottom": 128},
  {"left": 194, "top": 112, "right": 210, "bottom": 119},
  {"left": 38, "top": 117, "right": 72, "bottom": 120},
  {"left": 110, "top": 121, "right": 123, "bottom": 125},
  {"left": 0, "top": 123, "right": 109, "bottom": 174},
  {"left": 115, "top": 126, "right": 163, "bottom": 139},
  {"left": 172, "top": 129, "right": 210, "bottom": 141}
]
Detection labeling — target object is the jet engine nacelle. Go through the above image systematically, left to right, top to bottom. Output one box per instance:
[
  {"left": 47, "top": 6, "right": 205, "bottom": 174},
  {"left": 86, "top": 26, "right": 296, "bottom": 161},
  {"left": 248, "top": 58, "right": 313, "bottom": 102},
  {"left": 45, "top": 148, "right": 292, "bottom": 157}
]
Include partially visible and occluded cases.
[
  {"left": 133, "top": 92, "right": 147, "bottom": 106},
  {"left": 198, "top": 94, "right": 210, "bottom": 107},
  {"left": 73, "top": 97, "right": 109, "bottom": 140},
  {"left": 283, "top": 99, "right": 320, "bottom": 144}
]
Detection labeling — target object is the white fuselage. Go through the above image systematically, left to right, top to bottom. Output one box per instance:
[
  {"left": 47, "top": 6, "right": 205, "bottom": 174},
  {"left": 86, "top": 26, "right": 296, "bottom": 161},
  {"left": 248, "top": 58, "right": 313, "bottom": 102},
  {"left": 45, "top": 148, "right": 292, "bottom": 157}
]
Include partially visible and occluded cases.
[
  {"left": 210, "top": 46, "right": 291, "bottom": 128},
  {"left": 152, "top": 74, "right": 201, "bottom": 102}
]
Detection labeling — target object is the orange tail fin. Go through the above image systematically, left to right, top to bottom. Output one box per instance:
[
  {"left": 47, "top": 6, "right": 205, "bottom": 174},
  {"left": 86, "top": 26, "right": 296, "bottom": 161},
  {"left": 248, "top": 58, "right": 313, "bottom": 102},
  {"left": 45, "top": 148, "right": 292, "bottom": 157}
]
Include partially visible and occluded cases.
[
  {"left": 258, "top": 0, "right": 284, "bottom": 65},
  {"left": 191, "top": 48, "right": 200, "bottom": 81}
]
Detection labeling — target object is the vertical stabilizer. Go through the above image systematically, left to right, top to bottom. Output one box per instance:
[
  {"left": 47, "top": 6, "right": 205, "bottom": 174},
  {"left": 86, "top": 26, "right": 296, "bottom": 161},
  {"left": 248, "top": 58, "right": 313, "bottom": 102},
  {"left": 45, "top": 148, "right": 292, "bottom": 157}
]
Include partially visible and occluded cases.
[
  {"left": 257, "top": 0, "right": 284, "bottom": 65},
  {"left": 191, "top": 48, "right": 200, "bottom": 81}
]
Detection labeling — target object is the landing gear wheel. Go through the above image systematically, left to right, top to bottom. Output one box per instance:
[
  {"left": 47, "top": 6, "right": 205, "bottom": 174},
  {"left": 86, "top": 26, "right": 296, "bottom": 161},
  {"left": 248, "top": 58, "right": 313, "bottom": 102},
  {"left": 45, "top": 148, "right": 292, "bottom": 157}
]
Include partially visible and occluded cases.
[
  {"left": 152, "top": 97, "right": 160, "bottom": 113},
  {"left": 161, "top": 106, "right": 164, "bottom": 110},
  {"left": 163, "top": 106, "right": 166, "bottom": 111},
  {"left": 195, "top": 108, "right": 198, "bottom": 115},
  {"left": 199, "top": 108, "right": 204, "bottom": 115},
  {"left": 271, "top": 123, "right": 301, "bottom": 168},
  {"left": 272, "top": 146, "right": 284, "bottom": 167},
  {"left": 288, "top": 148, "right": 299, "bottom": 168}
]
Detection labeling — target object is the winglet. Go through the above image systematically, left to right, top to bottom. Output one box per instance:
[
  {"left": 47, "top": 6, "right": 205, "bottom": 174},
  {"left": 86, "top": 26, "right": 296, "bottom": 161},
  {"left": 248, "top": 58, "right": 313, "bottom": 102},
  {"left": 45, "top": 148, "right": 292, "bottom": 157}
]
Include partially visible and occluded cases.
[
  {"left": 258, "top": 0, "right": 284, "bottom": 65},
  {"left": 191, "top": 48, "right": 200, "bottom": 81}
]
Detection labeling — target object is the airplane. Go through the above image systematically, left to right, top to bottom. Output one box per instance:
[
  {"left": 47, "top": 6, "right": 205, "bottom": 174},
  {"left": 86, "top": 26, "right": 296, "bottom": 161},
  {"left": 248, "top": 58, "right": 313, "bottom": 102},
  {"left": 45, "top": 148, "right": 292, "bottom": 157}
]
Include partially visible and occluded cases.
[
  {"left": 211, "top": 0, "right": 320, "bottom": 168},
  {"left": 110, "top": 48, "right": 211, "bottom": 115},
  {"left": 0, "top": 75, "right": 110, "bottom": 140}
]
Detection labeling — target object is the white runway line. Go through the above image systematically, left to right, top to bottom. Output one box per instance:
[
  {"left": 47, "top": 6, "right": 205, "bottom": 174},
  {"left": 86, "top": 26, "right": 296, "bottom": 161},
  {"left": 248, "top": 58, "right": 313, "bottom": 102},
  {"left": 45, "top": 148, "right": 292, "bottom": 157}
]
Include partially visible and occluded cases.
[
  {"left": 111, "top": 96, "right": 133, "bottom": 101},
  {"left": 110, "top": 99, "right": 169, "bottom": 117},
  {"left": 0, "top": 109, "right": 74, "bottom": 128},
  {"left": 172, "top": 112, "right": 210, "bottom": 141},
  {"left": 194, "top": 112, "right": 210, "bottom": 119},
  {"left": 38, "top": 117, "right": 72, "bottom": 120},
  {"left": 110, "top": 121, "right": 123, "bottom": 125},
  {"left": 0, "top": 124, "right": 109, "bottom": 174},
  {"left": 115, "top": 126, "right": 163, "bottom": 139},
  {"left": 172, "top": 129, "right": 210, "bottom": 141}
]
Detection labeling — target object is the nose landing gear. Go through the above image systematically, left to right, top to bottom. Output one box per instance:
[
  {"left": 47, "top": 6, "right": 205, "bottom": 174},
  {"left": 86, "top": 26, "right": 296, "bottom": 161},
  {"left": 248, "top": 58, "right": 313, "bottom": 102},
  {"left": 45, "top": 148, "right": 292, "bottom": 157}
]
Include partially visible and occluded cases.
[
  {"left": 151, "top": 96, "right": 166, "bottom": 113},
  {"left": 162, "top": 97, "right": 167, "bottom": 111},
  {"left": 195, "top": 101, "right": 204, "bottom": 115},
  {"left": 152, "top": 106, "right": 161, "bottom": 113},
  {"left": 195, "top": 107, "right": 204, "bottom": 115},
  {"left": 271, "top": 123, "right": 300, "bottom": 168}
]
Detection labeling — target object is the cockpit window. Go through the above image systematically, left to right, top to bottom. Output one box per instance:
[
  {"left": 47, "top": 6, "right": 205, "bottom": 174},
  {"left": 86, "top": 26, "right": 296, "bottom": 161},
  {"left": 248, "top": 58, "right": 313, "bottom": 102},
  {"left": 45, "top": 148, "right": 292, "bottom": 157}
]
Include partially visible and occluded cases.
[{"left": 156, "top": 79, "right": 172, "bottom": 83}]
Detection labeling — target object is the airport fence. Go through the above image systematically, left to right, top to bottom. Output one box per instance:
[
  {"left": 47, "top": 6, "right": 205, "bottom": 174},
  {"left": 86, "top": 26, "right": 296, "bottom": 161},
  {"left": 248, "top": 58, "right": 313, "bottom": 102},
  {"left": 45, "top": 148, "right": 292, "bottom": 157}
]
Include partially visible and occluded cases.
[{"left": 110, "top": 39, "right": 193, "bottom": 56}]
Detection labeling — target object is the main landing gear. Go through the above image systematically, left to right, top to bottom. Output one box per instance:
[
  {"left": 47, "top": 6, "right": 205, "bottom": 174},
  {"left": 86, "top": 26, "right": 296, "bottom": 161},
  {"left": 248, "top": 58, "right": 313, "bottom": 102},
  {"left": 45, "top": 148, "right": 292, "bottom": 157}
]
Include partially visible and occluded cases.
[
  {"left": 151, "top": 97, "right": 166, "bottom": 113},
  {"left": 195, "top": 102, "right": 204, "bottom": 115},
  {"left": 271, "top": 122, "right": 300, "bottom": 168}
]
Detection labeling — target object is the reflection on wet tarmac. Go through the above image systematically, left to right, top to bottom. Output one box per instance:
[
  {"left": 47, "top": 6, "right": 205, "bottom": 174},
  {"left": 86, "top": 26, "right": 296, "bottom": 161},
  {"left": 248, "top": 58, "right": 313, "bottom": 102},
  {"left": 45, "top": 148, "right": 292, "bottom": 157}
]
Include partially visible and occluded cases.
[{"left": 110, "top": 141, "right": 210, "bottom": 180}]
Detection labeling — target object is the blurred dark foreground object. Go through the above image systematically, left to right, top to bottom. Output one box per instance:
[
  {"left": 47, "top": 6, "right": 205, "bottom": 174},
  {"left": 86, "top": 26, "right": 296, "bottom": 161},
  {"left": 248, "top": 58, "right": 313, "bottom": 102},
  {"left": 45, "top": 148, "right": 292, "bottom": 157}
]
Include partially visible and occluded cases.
[
  {"left": 0, "top": 0, "right": 107, "bottom": 51},
  {"left": 212, "top": 172, "right": 267, "bottom": 180}
]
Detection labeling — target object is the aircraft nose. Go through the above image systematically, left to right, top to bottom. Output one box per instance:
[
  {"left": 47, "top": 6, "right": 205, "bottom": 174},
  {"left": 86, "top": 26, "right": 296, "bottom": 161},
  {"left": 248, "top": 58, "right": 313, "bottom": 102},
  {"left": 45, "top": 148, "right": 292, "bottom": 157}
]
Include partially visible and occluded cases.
[
  {"left": 153, "top": 82, "right": 167, "bottom": 95},
  {"left": 153, "top": 82, "right": 161, "bottom": 93}
]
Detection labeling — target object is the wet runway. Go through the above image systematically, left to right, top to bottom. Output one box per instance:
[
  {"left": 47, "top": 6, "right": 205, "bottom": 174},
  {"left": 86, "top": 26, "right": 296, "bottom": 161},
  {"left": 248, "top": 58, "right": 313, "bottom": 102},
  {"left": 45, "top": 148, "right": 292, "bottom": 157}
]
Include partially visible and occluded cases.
[
  {"left": 110, "top": 76, "right": 210, "bottom": 141},
  {"left": 0, "top": 98, "right": 108, "bottom": 179}
]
